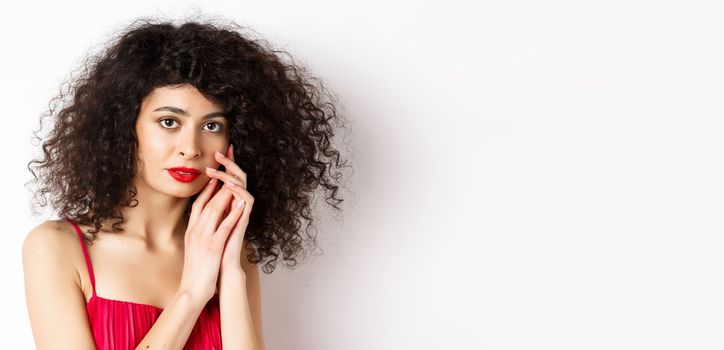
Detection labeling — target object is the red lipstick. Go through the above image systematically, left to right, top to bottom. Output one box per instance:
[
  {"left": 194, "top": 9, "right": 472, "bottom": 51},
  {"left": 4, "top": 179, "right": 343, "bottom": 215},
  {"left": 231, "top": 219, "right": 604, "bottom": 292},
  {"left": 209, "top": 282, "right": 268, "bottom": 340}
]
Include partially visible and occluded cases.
[{"left": 167, "top": 167, "right": 201, "bottom": 183}]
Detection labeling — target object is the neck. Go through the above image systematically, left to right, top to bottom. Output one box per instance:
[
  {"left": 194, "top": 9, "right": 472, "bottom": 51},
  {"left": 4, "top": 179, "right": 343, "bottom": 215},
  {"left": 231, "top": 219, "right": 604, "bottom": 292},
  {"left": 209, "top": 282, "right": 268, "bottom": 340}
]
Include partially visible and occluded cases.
[{"left": 112, "top": 176, "right": 191, "bottom": 250}]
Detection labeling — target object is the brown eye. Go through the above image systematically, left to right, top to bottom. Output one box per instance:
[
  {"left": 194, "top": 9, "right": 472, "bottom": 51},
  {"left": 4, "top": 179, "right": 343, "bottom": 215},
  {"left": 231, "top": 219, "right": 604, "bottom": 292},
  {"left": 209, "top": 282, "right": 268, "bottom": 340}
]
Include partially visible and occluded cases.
[
  {"left": 159, "top": 118, "right": 179, "bottom": 129},
  {"left": 205, "top": 122, "right": 224, "bottom": 133}
]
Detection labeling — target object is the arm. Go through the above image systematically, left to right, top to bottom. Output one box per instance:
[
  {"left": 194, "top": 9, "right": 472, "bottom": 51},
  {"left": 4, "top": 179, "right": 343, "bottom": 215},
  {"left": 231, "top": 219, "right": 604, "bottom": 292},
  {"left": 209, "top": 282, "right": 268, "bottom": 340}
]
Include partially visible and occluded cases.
[
  {"left": 22, "top": 221, "right": 211, "bottom": 350},
  {"left": 22, "top": 222, "right": 98, "bottom": 350},
  {"left": 219, "top": 241, "right": 265, "bottom": 350},
  {"left": 132, "top": 291, "right": 207, "bottom": 350}
]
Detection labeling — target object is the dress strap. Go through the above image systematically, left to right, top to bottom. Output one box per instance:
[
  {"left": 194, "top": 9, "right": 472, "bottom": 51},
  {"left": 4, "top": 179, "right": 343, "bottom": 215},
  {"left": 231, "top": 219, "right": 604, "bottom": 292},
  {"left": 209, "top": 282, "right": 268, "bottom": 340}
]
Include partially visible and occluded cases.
[{"left": 66, "top": 218, "right": 96, "bottom": 297}]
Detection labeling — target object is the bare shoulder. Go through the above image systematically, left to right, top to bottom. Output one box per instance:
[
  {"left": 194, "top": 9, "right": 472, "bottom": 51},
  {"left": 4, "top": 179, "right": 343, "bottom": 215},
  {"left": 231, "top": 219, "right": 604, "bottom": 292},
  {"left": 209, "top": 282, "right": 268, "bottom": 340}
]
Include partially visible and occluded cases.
[
  {"left": 22, "top": 219, "right": 96, "bottom": 349},
  {"left": 22, "top": 219, "right": 83, "bottom": 274},
  {"left": 23, "top": 219, "right": 80, "bottom": 243}
]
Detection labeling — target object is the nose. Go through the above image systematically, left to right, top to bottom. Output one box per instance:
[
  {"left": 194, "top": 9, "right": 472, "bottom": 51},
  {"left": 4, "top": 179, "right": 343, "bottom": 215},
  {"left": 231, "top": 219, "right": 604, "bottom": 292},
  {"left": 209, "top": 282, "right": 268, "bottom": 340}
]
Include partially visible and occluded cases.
[{"left": 177, "top": 128, "right": 201, "bottom": 159}]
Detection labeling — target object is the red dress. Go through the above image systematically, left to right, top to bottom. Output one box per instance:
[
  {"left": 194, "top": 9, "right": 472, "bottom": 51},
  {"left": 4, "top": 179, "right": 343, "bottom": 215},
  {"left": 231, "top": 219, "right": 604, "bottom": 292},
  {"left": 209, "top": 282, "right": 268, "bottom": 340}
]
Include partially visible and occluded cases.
[{"left": 68, "top": 219, "right": 222, "bottom": 350}]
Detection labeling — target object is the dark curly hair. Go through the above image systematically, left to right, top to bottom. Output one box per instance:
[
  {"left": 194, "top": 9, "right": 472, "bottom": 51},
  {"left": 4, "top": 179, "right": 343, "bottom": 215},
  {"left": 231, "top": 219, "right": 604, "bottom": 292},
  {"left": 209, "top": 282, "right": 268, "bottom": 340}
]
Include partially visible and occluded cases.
[{"left": 26, "top": 15, "right": 352, "bottom": 274}]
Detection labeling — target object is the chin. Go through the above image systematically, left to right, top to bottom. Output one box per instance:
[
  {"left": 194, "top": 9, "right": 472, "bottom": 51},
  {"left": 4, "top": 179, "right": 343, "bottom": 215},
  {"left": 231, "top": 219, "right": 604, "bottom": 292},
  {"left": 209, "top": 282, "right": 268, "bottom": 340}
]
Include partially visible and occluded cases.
[
  {"left": 139, "top": 171, "right": 205, "bottom": 198},
  {"left": 168, "top": 185, "right": 204, "bottom": 198}
]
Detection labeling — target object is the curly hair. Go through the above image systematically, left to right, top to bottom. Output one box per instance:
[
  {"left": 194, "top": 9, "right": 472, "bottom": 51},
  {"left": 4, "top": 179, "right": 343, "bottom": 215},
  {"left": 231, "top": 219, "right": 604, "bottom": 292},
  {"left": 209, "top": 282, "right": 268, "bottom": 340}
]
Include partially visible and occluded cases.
[{"left": 26, "top": 16, "right": 351, "bottom": 274}]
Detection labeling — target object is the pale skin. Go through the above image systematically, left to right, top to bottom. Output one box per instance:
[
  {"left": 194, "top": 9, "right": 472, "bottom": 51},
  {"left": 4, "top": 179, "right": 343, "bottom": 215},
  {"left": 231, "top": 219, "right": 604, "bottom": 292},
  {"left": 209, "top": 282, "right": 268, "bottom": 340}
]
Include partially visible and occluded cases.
[{"left": 22, "top": 84, "right": 265, "bottom": 349}]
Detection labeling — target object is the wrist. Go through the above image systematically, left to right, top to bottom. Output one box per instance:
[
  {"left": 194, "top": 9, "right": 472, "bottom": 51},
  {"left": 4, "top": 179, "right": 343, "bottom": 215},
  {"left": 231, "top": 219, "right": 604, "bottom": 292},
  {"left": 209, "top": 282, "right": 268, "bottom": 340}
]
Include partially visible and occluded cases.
[
  {"left": 220, "top": 257, "right": 243, "bottom": 273},
  {"left": 220, "top": 263, "right": 245, "bottom": 277},
  {"left": 220, "top": 265, "right": 246, "bottom": 287},
  {"left": 173, "top": 289, "right": 209, "bottom": 311}
]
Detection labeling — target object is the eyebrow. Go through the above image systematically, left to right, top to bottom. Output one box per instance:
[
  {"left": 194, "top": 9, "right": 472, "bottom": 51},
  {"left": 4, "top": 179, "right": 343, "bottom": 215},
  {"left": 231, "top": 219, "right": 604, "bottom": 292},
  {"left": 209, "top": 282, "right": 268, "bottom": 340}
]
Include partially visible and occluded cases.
[{"left": 153, "top": 106, "right": 226, "bottom": 119}]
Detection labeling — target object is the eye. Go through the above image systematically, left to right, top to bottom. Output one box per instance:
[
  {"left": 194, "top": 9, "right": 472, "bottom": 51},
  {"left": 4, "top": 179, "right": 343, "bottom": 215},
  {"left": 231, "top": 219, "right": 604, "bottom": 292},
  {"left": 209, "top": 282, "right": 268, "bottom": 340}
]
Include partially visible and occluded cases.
[
  {"left": 158, "top": 118, "right": 225, "bottom": 133},
  {"left": 159, "top": 118, "right": 179, "bottom": 129},
  {"left": 204, "top": 121, "right": 224, "bottom": 133}
]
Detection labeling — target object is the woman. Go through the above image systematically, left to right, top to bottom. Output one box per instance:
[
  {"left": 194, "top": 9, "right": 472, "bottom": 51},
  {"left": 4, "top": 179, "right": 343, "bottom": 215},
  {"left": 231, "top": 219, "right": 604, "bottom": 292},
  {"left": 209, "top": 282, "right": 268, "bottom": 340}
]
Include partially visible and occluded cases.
[{"left": 22, "top": 17, "right": 348, "bottom": 350}]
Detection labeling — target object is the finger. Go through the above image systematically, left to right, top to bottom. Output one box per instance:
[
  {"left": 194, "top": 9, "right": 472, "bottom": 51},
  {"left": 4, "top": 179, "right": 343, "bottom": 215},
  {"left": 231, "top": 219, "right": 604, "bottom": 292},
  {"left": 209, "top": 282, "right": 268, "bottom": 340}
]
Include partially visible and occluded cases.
[
  {"left": 227, "top": 143, "right": 234, "bottom": 161},
  {"left": 213, "top": 151, "right": 248, "bottom": 183},
  {"left": 214, "top": 151, "right": 247, "bottom": 183},
  {"left": 206, "top": 167, "right": 247, "bottom": 189},
  {"left": 188, "top": 178, "right": 218, "bottom": 230},
  {"left": 216, "top": 181, "right": 249, "bottom": 212},
  {"left": 214, "top": 183, "right": 245, "bottom": 199},
  {"left": 197, "top": 185, "right": 237, "bottom": 235},
  {"left": 223, "top": 187, "right": 245, "bottom": 217},
  {"left": 227, "top": 191, "right": 251, "bottom": 233},
  {"left": 230, "top": 191, "right": 253, "bottom": 225},
  {"left": 238, "top": 195, "right": 253, "bottom": 226},
  {"left": 214, "top": 196, "right": 246, "bottom": 249},
  {"left": 228, "top": 197, "right": 252, "bottom": 247},
  {"left": 230, "top": 198, "right": 251, "bottom": 235},
  {"left": 228, "top": 200, "right": 249, "bottom": 245}
]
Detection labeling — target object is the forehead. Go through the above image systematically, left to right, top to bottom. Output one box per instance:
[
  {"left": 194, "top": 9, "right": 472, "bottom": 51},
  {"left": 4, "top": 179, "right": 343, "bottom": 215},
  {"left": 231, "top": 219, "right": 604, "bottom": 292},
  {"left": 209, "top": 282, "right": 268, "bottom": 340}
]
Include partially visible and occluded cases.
[{"left": 140, "top": 84, "right": 224, "bottom": 113}]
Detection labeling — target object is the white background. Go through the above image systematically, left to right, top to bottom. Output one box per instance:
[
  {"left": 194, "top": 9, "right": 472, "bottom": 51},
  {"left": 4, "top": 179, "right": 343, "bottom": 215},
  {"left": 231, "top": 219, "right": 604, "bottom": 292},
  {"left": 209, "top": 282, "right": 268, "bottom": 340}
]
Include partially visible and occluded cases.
[{"left": 2, "top": 1, "right": 723, "bottom": 349}]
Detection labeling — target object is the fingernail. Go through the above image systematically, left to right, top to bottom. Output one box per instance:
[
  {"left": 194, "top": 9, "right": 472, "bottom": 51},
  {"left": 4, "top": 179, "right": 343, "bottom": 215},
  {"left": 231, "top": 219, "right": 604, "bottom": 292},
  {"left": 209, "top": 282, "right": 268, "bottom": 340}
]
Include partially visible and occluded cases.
[
  {"left": 216, "top": 151, "right": 226, "bottom": 158},
  {"left": 206, "top": 167, "right": 217, "bottom": 172},
  {"left": 227, "top": 181, "right": 236, "bottom": 187},
  {"left": 237, "top": 200, "right": 246, "bottom": 208}
]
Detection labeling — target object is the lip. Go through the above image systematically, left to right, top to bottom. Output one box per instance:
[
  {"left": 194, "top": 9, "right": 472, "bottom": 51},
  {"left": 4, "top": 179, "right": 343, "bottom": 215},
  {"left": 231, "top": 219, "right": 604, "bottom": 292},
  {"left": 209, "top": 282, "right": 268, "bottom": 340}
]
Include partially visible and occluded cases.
[
  {"left": 167, "top": 167, "right": 201, "bottom": 183},
  {"left": 168, "top": 167, "right": 201, "bottom": 174}
]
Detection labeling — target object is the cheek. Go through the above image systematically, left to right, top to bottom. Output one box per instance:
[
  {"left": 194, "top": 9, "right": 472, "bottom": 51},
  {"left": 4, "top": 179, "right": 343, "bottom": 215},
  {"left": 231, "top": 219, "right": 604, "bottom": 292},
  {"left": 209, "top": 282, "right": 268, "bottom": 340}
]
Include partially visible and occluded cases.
[
  {"left": 135, "top": 128, "right": 171, "bottom": 170},
  {"left": 144, "top": 136, "right": 168, "bottom": 155},
  {"left": 205, "top": 139, "right": 228, "bottom": 159}
]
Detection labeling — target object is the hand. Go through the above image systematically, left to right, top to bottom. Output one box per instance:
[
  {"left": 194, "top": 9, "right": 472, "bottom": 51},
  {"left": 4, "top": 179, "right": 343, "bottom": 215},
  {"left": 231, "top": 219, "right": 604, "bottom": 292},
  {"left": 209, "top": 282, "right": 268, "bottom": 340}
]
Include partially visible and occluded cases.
[
  {"left": 205, "top": 143, "right": 254, "bottom": 276},
  {"left": 177, "top": 168, "right": 246, "bottom": 304}
]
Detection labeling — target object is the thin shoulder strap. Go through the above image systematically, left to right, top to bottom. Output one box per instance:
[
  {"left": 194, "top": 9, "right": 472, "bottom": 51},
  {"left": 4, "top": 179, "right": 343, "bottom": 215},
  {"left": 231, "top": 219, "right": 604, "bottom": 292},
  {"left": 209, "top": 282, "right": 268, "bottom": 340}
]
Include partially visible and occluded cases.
[{"left": 66, "top": 218, "right": 96, "bottom": 297}]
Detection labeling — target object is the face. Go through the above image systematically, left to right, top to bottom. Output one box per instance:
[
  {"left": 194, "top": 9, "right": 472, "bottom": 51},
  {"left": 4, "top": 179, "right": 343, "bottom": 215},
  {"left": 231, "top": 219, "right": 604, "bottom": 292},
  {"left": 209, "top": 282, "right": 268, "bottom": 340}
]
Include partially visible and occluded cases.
[{"left": 134, "top": 84, "right": 229, "bottom": 197}]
